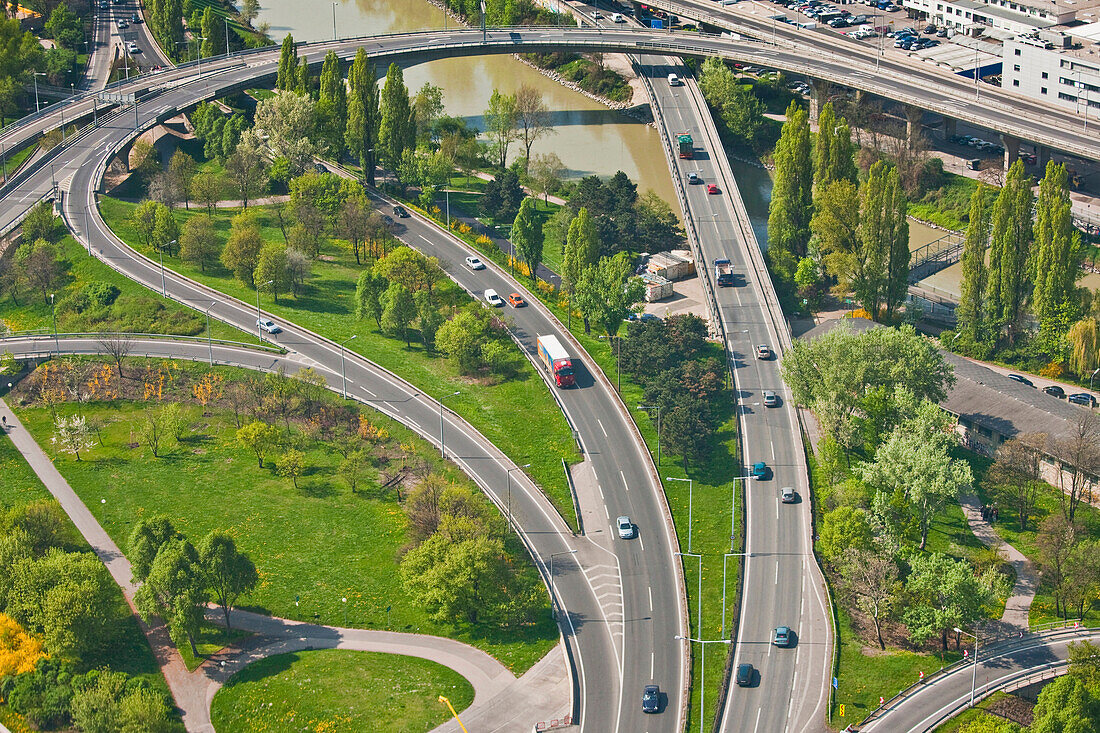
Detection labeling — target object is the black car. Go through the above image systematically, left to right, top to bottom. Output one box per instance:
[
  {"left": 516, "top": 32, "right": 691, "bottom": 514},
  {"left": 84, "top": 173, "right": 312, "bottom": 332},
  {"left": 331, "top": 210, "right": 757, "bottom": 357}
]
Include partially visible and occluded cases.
[
  {"left": 131, "top": 11, "right": 141, "bottom": 22},
  {"left": 393, "top": 205, "right": 409, "bottom": 218},
  {"left": 1008, "top": 374, "right": 1035, "bottom": 388},
  {"left": 1043, "top": 385, "right": 1066, "bottom": 399},
  {"left": 1069, "top": 393, "right": 1098, "bottom": 407},
  {"left": 735, "top": 663, "right": 754, "bottom": 687},
  {"left": 642, "top": 684, "right": 660, "bottom": 713}
]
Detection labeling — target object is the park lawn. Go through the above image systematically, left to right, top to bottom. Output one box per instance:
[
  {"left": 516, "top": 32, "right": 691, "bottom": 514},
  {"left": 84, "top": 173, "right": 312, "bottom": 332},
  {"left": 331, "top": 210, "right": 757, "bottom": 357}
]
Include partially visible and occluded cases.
[
  {"left": 3, "top": 142, "right": 37, "bottom": 178},
  {"left": 909, "top": 172, "right": 993, "bottom": 232},
  {"left": 97, "top": 196, "right": 582, "bottom": 531},
  {"left": 0, "top": 232, "right": 253, "bottom": 343},
  {"left": 15, "top": 362, "right": 559, "bottom": 673},
  {"left": 0, "top": 432, "right": 176, "bottom": 699},
  {"left": 178, "top": 623, "right": 251, "bottom": 671},
  {"left": 210, "top": 649, "right": 474, "bottom": 733}
]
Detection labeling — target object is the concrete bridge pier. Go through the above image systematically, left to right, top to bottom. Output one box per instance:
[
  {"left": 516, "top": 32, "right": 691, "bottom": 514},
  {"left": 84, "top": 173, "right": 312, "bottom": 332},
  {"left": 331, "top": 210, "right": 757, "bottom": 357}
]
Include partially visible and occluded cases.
[
  {"left": 809, "top": 79, "right": 830, "bottom": 119},
  {"left": 904, "top": 105, "right": 925, "bottom": 150},
  {"left": 943, "top": 116, "right": 957, "bottom": 140},
  {"left": 1001, "top": 133, "right": 1020, "bottom": 170},
  {"left": 1038, "top": 145, "right": 1052, "bottom": 170}
]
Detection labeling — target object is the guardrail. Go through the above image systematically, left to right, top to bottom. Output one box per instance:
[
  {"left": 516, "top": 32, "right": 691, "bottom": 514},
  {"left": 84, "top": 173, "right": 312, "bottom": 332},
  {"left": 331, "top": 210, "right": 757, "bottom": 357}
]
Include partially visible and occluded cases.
[
  {"left": 0, "top": 331, "right": 284, "bottom": 354},
  {"left": 561, "top": 458, "right": 584, "bottom": 537}
]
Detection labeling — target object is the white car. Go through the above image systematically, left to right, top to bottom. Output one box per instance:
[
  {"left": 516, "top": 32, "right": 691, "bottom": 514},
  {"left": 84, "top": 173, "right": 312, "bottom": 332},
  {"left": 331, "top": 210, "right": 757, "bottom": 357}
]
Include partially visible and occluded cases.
[
  {"left": 127, "top": 41, "right": 140, "bottom": 53},
  {"left": 465, "top": 255, "right": 485, "bottom": 271},
  {"left": 484, "top": 289, "right": 504, "bottom": 307},
  {"left": 256, "top": 318, "right": 282, "bottom": 335},
  {"left": 755, "top": 344, "right": 771, "bottom": 360},
  {"left": 617, "top": 515, "right": 635, "bottom": 539}
]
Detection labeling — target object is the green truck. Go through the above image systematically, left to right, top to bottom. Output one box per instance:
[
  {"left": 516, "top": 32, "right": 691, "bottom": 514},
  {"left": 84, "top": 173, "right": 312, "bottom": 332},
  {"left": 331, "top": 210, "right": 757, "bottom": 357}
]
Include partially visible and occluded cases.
[{"left": 677, "top": 133, "right": 694, "bottom": 159}]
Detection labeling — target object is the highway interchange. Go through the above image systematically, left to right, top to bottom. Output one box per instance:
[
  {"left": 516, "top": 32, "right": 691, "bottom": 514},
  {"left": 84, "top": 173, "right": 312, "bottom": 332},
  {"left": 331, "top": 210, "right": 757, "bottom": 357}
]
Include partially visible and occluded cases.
[{"left": 0, "top": 19, "right": 1094, "bottom": 733}]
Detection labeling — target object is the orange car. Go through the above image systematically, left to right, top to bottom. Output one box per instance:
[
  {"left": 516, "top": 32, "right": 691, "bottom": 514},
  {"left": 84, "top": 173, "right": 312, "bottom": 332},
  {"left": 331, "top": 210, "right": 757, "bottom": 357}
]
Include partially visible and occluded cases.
[{"left": 507, "top": 293, "right": 526, "bottom": 307}]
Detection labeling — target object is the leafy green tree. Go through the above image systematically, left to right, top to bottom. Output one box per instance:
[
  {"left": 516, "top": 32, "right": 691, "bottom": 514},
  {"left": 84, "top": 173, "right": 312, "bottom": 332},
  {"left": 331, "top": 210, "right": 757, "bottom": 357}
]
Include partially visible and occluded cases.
[
  {"left": 45, "top": 3, "right": 82, "bottom": 51},
  {"left": 200, "top": 7, "right": 225, "bottom": 57},
  {"left": 0, "top": 18, "right": 44, "bottom": 95},
  {"left": 276, "top": 33, "right": 297, "bottom": 91},
  {"left": 345, "top": 49, "right": 380, "bottom": 184},
  {"left": 318, "top": 50, "right": 347, "bottom": 157},
  {"left": 296, "top": 55, "right": 310, "bottom": 96},
  {"left": 698, "top": 57, "right": 765, "bottom": 150},
  {"left": 378, "top": 63, "right": 414, "bottom": 173},
  {"left": 412, "top": 82, "right": 445, "bottom": 146},
  {"left": 484, "top": 89, "right": 518, "bottom": 169},
  {"left": 255, "top": 92, "right": 320, "bottom": 175},
  {"left": 768, "top": 101, "right": 813, "bottom": 261},
  {"left": 813, "top": 102, "right": 857, "bottom": 189},
  {"left": 224, "top": 130, "right": 267, "bottom": 208},
  {"left": 854, "top": 160, "right": 909, "bottom": 320},
  {"left": 986, "top": 160, "right": 1034, "bottom": 345},
  {"left": 1032, "top": 161, "right": 1083, "bottom": 334},
  {"left": 480, "top": 168, "right": 524, "bottom": 222},
  {"left": 812, "top": 178, "right": 860, "bottom": 294},
  {"left": 957, "top": 182, "right": 992, "bottom": 344},
  {"left": 511, "top": 197, "right": 543, "bottom": 279},
  {"left": 22, "top": 201, "right": 57, "bottom": 245},
  {"left": 153, "top": 204, "right": 179, "bottom": 255},
  {"left": 564, "top": 207, "right": 599, "bottom": 292},
  {"left": 221, "top": 211, "right": 264, "bottom": 287},
  {"left": 179, "top": 214, "right": 221, "bottom": 272},
  {"left": 14, "top": 239, "right": 62, "bottom": 305},
  {"left": 254, "top": 243, "right": 290, "bottom": 303},
  {"left": 372, "top": 245, "right": 441, "bottom": 294},
  {"left": 573, "top": 254, "right": 645, "bottom": 337},
  {"left": 355, "top": 270, "right": 388, "bottom": 328},
  {"left": 380, "top": 282, "right": 417, "bottom": 346},
  {"left": 415, "top": 290, "right": 444, "bottom": 351},
  {"left": 435, "top": 310, "right": 487, "bottom": 374},
  {"left": 1068, "top": 317, "right": 1100, "bottom": 378},
  {"left": 661, "top": 393, "right": 713, "bottom": 464},
  {"left": 236, "top": 420, "right": 279, "bottom": 468},
  {"left": 989, "top": 435, "right": 1044, "bottom": 531},
  {"left": 819, "top": 505, "right": 873, "bottom": 562},
  {"left": 127, "top": 516, "right": 179, "bottom": 583},
  {"left": 197, "top": 530, "right": 257, "bottom": 632},
  {"left": 400, "top": 534, "right": 510, "bottom": 624},
  {"left": 134, "top": 537, "right": 206, "bottom": 656},
  {"left": 839, "top": 547, "right": 899, "bottom": 650},
  {"left": 903, "top": 552, "right": 1001, "bottom": 650},
  {"left": 70, "top": 670, "right": 127, "bottom": 733},
  {"left": 1030, "top": 675, "right": 1100, "bottom": 733},
  {"left": 118, "top": 687, "right": 174, "bottom": 732}
]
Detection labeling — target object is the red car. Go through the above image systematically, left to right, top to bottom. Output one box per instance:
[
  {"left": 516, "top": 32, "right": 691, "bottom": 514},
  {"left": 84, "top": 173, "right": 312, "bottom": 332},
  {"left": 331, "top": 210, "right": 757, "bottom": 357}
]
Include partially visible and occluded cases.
[
  {"left": 706, "top": 184, "right": 720, "bottom": 194},
  {"left": 507, "top": 293, "right": 526, "bottom": 307}
]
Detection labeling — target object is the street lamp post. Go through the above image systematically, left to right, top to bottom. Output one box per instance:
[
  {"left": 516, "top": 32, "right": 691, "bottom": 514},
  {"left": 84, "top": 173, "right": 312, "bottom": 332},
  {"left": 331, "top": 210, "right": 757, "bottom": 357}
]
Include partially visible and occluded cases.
[
  {"left": 332, "top": 2, "right": 338, "bottom": 40},
  {"left": 224, "top": 17, "right": 231, "bottom": 56},
  {"left": 33, "top": 72, "right": 46, "bottom": 113},
  {"left": 159, "top": 239, "right": 175, "bottom": 297},
  {"left": 256, "top": 280, "right": 273, "bottom": 339},
  {"left": 50, "top": 293, "right": 59, "bottom": 355},
  {"left": 204, "top": 301, "right": 215, "bottom": 365},
  {"left": 339, "top": 334, "right": 358, "bottom": 399},
  {"left": 1091, "top": 366, "right": 1100, "bottom": 390},
  {"left": 439, "top": 390, "right": 460, "bottom": 457},
  {"left": 636, "top": 404, "right": 661, "bottom": 465},
  {"left": 505, "top": 463, "right": 532, "bottom": 533},
  {"left": 667, "top": 477, "right": 693, "bottom": 552},
  {"left": 548, "top": 549, "right": 577, "bottom": 619},
  {"left": 676, "top": 551, "right": 702, "bottom": 642},
  {"left": 341, "top": 596, "right": 348, "bottom": 626},
  {"left": 954, "top": 626, "right": 978, "bottom": 707},
  {"left": 674, "top": 635, "right": 732, "bottom": 733}
]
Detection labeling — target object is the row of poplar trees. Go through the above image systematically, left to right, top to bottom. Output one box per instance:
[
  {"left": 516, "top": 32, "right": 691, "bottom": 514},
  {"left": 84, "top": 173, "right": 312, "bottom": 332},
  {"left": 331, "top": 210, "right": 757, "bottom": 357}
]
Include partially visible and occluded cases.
[
  {"left": 275, "top": 35, "right": 417, "bottom": 186},
  {"left": 767, "top": 100, "right": 910, "bottom": 319},
  {"left": 957, "top": 160, "right": 1081, "bottom": 349}
]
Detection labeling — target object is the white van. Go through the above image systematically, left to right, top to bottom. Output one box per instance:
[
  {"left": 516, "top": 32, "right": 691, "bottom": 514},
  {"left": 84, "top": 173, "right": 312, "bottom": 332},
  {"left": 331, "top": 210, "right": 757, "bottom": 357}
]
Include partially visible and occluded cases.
[
  {"left": 612, "top": 12, "right": 624, "bottom": 22},
  {"left": 668, "top": 73, "right": 681, "bottom": 86},
  {"left": 484, "top": 289, "right": 504, "bottom": 307}
]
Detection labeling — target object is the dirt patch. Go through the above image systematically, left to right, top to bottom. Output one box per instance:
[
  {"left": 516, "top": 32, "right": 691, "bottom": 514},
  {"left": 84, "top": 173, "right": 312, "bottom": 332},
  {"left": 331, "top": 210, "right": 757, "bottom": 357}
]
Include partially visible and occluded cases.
[{"left": 987, "top": 692, "right": 1034, "bottom": 726}]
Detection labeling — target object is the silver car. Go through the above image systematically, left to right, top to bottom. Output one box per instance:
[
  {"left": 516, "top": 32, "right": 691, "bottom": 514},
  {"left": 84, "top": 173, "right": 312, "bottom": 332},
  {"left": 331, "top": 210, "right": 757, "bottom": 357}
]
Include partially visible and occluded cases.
[{"left": 617, "top": 515, "right": 634, "bottom": 539}]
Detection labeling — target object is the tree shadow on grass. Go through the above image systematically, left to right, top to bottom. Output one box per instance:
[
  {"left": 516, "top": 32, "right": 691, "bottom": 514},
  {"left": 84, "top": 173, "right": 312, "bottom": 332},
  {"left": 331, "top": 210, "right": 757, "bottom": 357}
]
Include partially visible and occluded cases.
[{"left": 299, "top": 480, "right": 337, "bottom": 499}]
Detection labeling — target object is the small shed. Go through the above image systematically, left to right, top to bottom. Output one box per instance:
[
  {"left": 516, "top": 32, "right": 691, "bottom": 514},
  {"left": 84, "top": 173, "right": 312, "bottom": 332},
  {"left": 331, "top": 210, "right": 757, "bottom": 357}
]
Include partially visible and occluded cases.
[
  {"left": 646, "top": 250, "right": 696, "bottom": 281},
  {"left": 640, "top": 272, "right": 673, "bottom": 302}
]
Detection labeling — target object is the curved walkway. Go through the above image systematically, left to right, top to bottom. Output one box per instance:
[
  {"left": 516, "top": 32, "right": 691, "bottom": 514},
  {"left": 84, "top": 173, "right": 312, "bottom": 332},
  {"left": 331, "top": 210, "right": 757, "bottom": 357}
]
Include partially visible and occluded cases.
[
  {"left": 0, "top": 392, "right": 567, "bottom": 733},
  {"left": 959, "top": 494, "right": 1040, "bottom": 630}
]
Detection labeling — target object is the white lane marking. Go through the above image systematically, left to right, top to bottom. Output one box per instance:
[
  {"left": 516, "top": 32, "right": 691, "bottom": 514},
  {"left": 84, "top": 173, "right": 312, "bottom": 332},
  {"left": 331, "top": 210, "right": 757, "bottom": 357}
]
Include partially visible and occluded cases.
[
  {"left": 417, "top": 234, "right": 433, "bottom": 246},
  {"left": 363, "top": 388, "right": 376, "bottom": 397},
  {"left": 597, "top": 418, "right": 608, "bottom": 437},
  {"left": 407, "top": 419, "right": 420, "bottom": 431},
  {"left": 771, "top": 441, "right": 776, "bottom": 461},
  {"left": 620, "top": 470, "right": 628, "bottom": 491},
  {"left": 598, "top": 484, "right": 605, "bottom": 500},
  {"left": 776, "top": 498, "right": 780, "bottom": 519},
  {"left": 604, "top": 505, "right": 610, "bottom": 520},
  {"left": 639, "top": 534, "right": 645, "bottom": 551},
  {"left": 775, "top": 560, "right": 779, "bottom": 584},
  {"left": 648, "top": 586, "right": 653, "bottom": 612},
  {"left": 651, "top": 652, "right": 655, "bottom": 679},
  {"left": 754, "top": 707, "right": 762, "bottom": 733}
]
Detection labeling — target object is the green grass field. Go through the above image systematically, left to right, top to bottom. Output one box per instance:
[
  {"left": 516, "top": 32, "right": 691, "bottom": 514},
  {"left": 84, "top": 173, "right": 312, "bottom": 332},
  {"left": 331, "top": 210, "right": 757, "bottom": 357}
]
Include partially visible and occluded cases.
[
  {"left": 97, "top": 196, "right": 582, "bottom": 530},
  {"left": 0, "top": 231, "right": 253, "bottom": 344},
  {"left": 14, "top": 360, "right": 559, "bottom": 673},
  {"left": 210, "top": 649, "right": 474, "bottom": 733}
]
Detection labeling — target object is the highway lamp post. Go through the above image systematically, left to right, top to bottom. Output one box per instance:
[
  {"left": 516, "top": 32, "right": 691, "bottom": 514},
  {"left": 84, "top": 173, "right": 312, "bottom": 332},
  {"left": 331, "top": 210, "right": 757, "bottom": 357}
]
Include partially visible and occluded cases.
[
  {"left": 332, "top": 2, "right": 338, "bottom": 40},
  {"left": 224, "top": 18, "right": 231, "bottom": 56},
  {"left": 196, "top": 36, "right": 205, "bottom": 76},
  {"left": 974, "top": 44, "right": 980, "bottom": 101},
  {"left": 33, "top": 72, "right": 47, "bottom": 113},
  {"left": 70, "top": 82, "right": 75, "bottom": 97},
  {"left": 82, "top": 204, "right": 92, "bottom": 254},
  {"left": 159, "top": 239, "right": 175, "bottom": 297},
  {"left": 256, "top": 280, "right": 273, "bottom": 340},
  {"left": 50, "top": 294, "right": 59, "bottom": 356},
  {"left": 204, "top": 301, "right": 215, "bottom": 365},
  {"left": 339, "top": 334, "right": 357, "bottom": 399},
  {"left": 1091, "top": 366, "right": 1100, "bottom": 390},
  {"left": 439, "top": 390, "right": 460, "bottom": 458},
  {"left": 636, "top": 404, "right": 661, "bottom": 465},
  {"left": 505, "top": 463, "right": 531, "bottom": 534},
  {"left": 667, "top": 476, "right": 693, "bottom": 552},
  {"left": 548, "top": 549, "right": 577, "bottom": 619},
  {"left": 676, "top": 551, "right": 703, "bottom": 642},
  {"left": 722, "top": 552, "right": 749, "bottom": 638},
  {"left": 954, "top": 626, "right": 978, "bottom": 708},
  {"left": 674, "top": 635, "right": 732, "bottom": 733}
]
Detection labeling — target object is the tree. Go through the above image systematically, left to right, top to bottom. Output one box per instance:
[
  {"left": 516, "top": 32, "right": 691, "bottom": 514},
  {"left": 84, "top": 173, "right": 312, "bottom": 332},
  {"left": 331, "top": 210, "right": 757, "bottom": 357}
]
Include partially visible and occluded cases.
[
  {"left": 239, "top": 0, "right": 259, "bottom": 24},
  {"left": 45, "top": 3, "right": 83, "bottom": 51},
  {"left": 200, "top": 7, "right": 225, "bottom": 58},
  {"left": 276, "top": 33, "right": 297, "bottom": 91},
  {"left": 345, "top": 48, "right": 380, "bottom": 185},
  {"left": 318, "top": 50, "right": 347, "bottom": 157},
  {"left": 378, "top": 63, "right": 414, "bottom": 173},
  {"left": 412, "top": 82, "right": 444, "bottom": 145},
  {"left": 514, "top": 84, "right": 552, "bottom": 170},
  {"left": 484, "top": 89, "right": 518, "bottom": 169},
  {"left": 255, "top": 92, "right": 320, "bottom": 175},
  {"left": 768, "top": 101, "right": 813, "bottom": 260},
  {"left": 813, "top": 102, "right": 857, "bottom": 189},
  {"left": 225, "top": 130, "right": 267, "bottom": 209},
  {"left": 167, "top": 151, "right": 196, "bottom": 209},
  {"left": 529, "top": 152, "right": 565, "bottom": 205},
  {"left": 854, "top": 160, "right": 909, "bottom": 320},
  {"left": 986, "top": 160, "right": 1034, "bottom": 344},
  {"left": 1032, "top": 161, "right": 1083, "bottom": 333},
  {"left": 480, "top": 168, "right": 524, "bottom": 222},
  {"left": 190, "top": 171, "right": 224, "bottom": 214},
  {"left": 812, "top": 179, "right": 860, "bottom": 294},
  {"left": 958, "top": 182, "right": 992, "bottom": 344},
  {"left": 338, "top": 192, "right": 372, "bottom": 265},
  {"left": 511, "top": 197, "right": 543, "bottom": 280},
  {"left": 129, "top": 199, "right": 160, "bottom": 250},
  {"left": 21, "top": 200, "right": 57, "bottom": 245},
  {"left": 153, "top": 204, "right": 180, "bottom": 255},
  {"left": 564, "top": 207, "right": 599, "bottom": 292},
  {"left": 221, "top": 211, "right": 264, "bottom": 287},
  {"left": 179, "top": 214, "right": 221, "bottom": 272},
  {"left": 15, "top": 239, "right": 62, "bottom": 305},
  {"left": 254, "top": 243, "right": 290, "bottom": 303},
  {"left": 285, "top": 249, "right": 312, "bottom": 296},
  {"left": 573, "top": 254, "right": 645, "bottom": 337},
  {"left": 355, "top": 270, "right": 388, "bottom": 328},
  {"left": 380, "top": 282, "right": 417, "bottom": 346},
  {"left": 415, "top": 290, "right": 443, "bottom": 351},
  {"left": 435, "top": 310, "right": 486, "bottom": 374},
  {"left": 1068, "top": 317, "right": 1100, "bottom": 378},
  {"left": 1050, "top": 412, "right": 1100, "bottom": 522},
  {"left": 50, "top": 414, "right": 94, "bottom": 461},
  {"left": 236, "top": 420, "right": 279, "bottom": 468},
  {"left": 989, "top": 434, "right": 1045, "bottom": 531},
  {"left": 338, "top": 449, "right": 369, "bottom": 493},
  {"left": 819, "top": 505, "right": 873, "bottom": 562},
  {"left": 1037, "top": 514, "right": 1080, "bottom": 619},
  {"left": 127, "top": 516, "right": 178, "bottom": 583},
  {"left": 197, "top": 530, "right": 257, "bottom": 632},
  {"left": 400, "top": 533, "right": 510, "bottom": 624},
  {"left": 134, "top": 537, "right": 206, "bottom": 656},
  {"left": 839, "top": 547, "right": 899, "bottom": 650},
  {"left": 903, "top": 552, "right": 1000, "bottom": 650},
  {"left": 0, "top": 613, "right": 45, "bottom": 677},
  {"left": 70, "top": 670, "right": 127, "bottom": 733},
  {"left": 1030, "top": 676, "right": 1100, "bottom": 733},
  {"left": 118, "top": 687, "right": 174, "bottom": 733}
]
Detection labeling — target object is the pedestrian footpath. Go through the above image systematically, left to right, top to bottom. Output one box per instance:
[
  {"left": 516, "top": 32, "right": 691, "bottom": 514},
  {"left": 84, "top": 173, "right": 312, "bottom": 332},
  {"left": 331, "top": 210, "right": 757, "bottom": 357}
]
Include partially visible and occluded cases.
[{"left": 959, "top": 493, "right": 1039, "bottom": 630}]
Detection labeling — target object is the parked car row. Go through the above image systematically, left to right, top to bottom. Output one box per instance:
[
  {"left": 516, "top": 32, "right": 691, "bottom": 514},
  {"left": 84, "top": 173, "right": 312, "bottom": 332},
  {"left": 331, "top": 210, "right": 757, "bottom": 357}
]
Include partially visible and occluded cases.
[
  {"left": 949, "top": 134, "right": 1006, "bottom": 156},
  {"left": 1010, "top": 374, "right": 1098, "bottom": 406}
]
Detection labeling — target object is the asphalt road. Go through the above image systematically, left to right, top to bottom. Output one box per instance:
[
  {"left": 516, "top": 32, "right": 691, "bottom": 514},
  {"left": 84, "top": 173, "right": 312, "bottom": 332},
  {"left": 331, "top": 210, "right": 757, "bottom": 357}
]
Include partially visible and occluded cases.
[
  {"left": 0, "top": 40, "right": 690, "bottom": 728},
  {"left": 640, "top": 59, "right": 832, "bottom": 732}
]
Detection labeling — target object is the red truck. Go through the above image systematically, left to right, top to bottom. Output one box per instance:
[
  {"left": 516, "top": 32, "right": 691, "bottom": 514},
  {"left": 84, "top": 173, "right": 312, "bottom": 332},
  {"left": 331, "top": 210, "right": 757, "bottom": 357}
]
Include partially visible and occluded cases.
[{"left": 537, "top": 334, "right": 575, "bottom": 387}]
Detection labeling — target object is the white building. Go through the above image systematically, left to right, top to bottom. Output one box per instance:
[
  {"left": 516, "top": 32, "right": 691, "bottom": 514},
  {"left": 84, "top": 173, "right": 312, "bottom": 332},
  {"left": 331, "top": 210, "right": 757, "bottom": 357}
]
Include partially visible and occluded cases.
[
  {"left": 904, "top": 0, "right": 1080, "bottom": 34},
  {"left": 1002, "top": 37, "right": 1100, "bottom": 115}
]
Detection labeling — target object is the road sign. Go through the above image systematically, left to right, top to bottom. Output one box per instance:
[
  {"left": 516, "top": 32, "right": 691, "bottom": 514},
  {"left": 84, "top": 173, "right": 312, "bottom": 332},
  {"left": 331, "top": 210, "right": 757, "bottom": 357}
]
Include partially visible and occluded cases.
[
  {"left": 650, "top": 18, "right": 664, "bottom": 28},
  {"left": 98, "top": 90, "right": 136, "bottom": 104},
  {"left": 832, "top": 676, "right": 838, "bottom": 689},
  {"left": 839, "top": 704, "right": 845, "bottom": 717}
]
